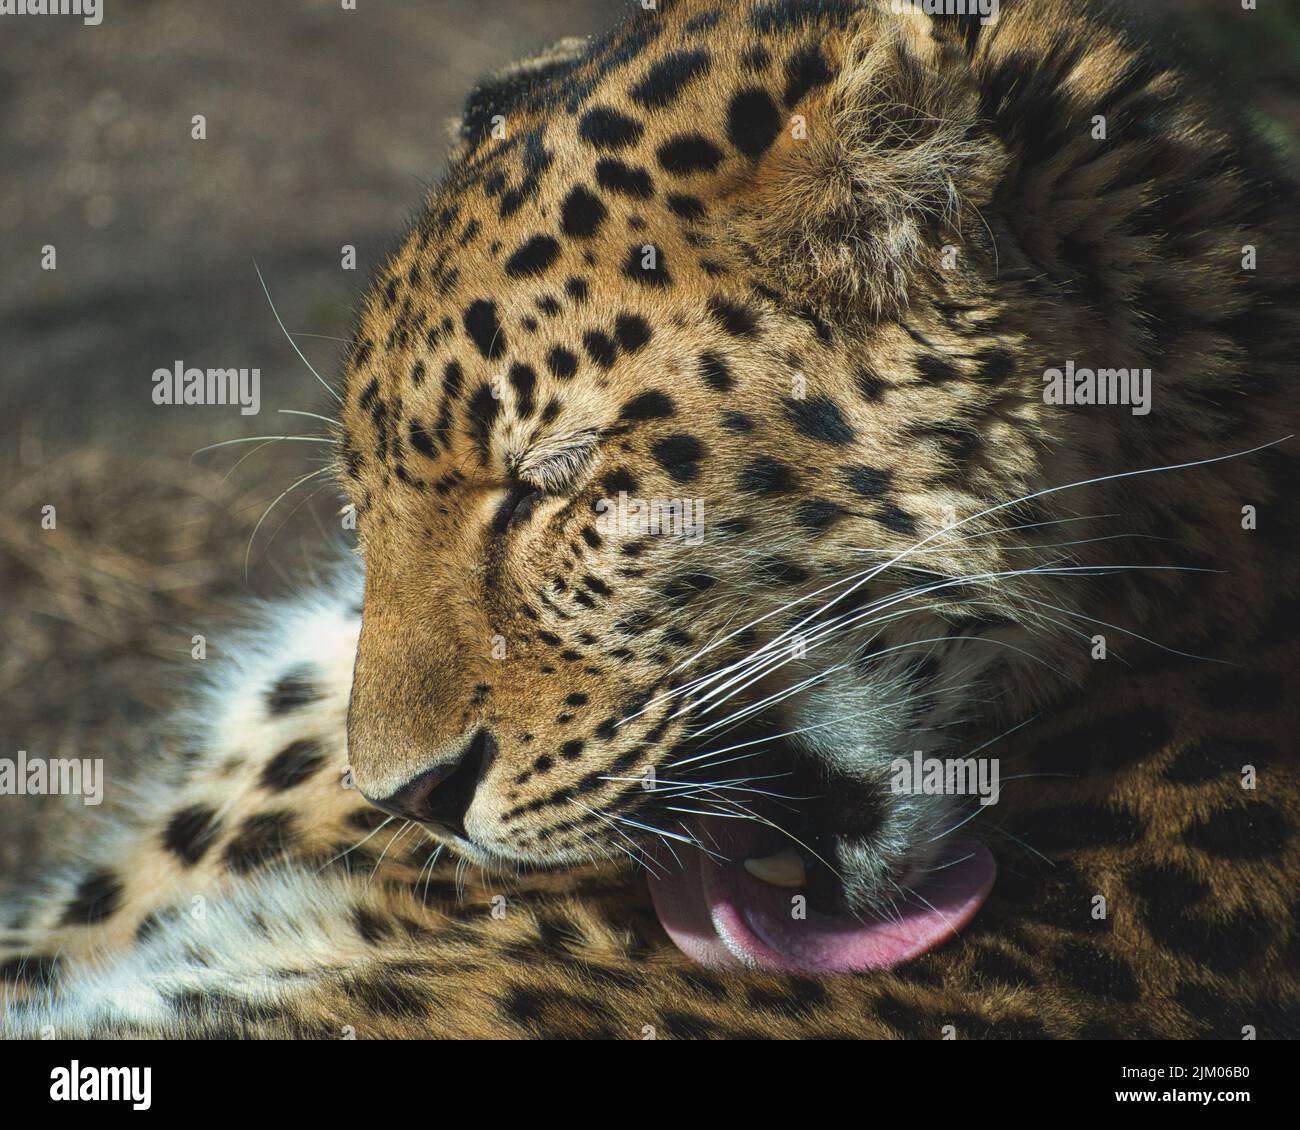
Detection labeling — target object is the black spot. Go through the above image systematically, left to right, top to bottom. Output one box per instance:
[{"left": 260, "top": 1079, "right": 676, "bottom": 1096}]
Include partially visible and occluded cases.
[
  {"left": 751, "top": 0, "right": 858, "bottom": 33},
  {"left": 684, "top": 8, "right": 721, "bottom": 33},
  {"left": 742, "top": 44, "right": 772, "bottom": 72},
  {"left": 783, "top": 44, "right": 832, "bottom": 107},
  {"left": 629, "top": 48, "right": 712, "bottom": 109},
  {"left": 728, "top": 88, "right": 781, "bottom": 158},
  {"left": 578, "top": 105, "right": 644, "bottom": 150},
  {"left": 657, "top": 134, "right": 725, "bottom": 175},
  {"left": 596, "top": 158, "right": 655, "bottom": 199},
  {"left": 561, "top": 185, "right": 607, "bottom": 238},
  {"left": 667, "top": 193, "right": 707, "bottom": 221},
  {"left": 505, "top": 235, "right": 561, "bottom": 279},
  {"left": 624, "top": 244, "right": 671, "bottom": 287},
  {"left": 566, "top": 276, "right": 589, "bottom": 303},
  {"left": 709, "top": 297, "right": 759, "bottom": 337},
  {"left": 464, "top": 299, "right": 506, "bottom": 360},
  {"left": 615, "top": 313, "right": 653, "bottom": 353},
  {"left": 583, "top": 330, "right": 619, "bottom": 370},
  {"left": 546, "top": 346, "right": 579, "bottom": 379},
  {"left": 976, "top": 348, "right": 1017, "bottom": 384},
  {"left": 697, "top": 351, "right": 733, "bottom": 392},
  {"left": 916, "top": 354, "right": 960, "bottom": 382},
  {"left": 442, "top": 359, "right": 464, "bottom": 400},
  {"left": 509, "top": 362, "right": 538, "bottom": 418},
  {"left": 850, "top": 369, "right": 888, "bottom": 404},
  {"left": 357, "top": 379, "right": 379, "bottom": 414},
  {"left": 467, "top": 382, "right": 502, "bottom": 460},
  {"left": 620, "top": 391, "right": 676, "bottom": 423},
  {"left": 785, "top": 395, "right": 856, "bottom": 445},
  {"left": 408, "top": 419, "right": 437, "bottom": 458},
  {"left": 908, "top": 421, "right": 981, "bottom": 464},
  {"left": 651, "top": 434, "right": 705, "bottom": 484},
  {"left": 740, "top": 456, "right": 796, "bottom": 493},
  {"left": 843, "top": 465, "right": 892, "bottom": 498},
  {"left": 602, "top": 468, "right": 639, "bottom": 496},
  {"left": 796, "top": 500, "right": 845, "bottom": 532},
  {"left": 754, "top": 555, "right": 809, "bottom": 585},
  {"left": 663, "top": 572, "right": 717, "bottom": 601},
  {"left": 265, "top": 665, "right": 324, "bottom": 714},
  {"left": 1164, "top": 738, "right": 1272, "bottom": 786},
  {"left": 261, "top": 739, "right": 327, "bottom": 792},
  {"left": 561, "top": 740, "right": 586, "bottom": 761},
  {"left": 1184, "top": 802, "right": 1289, "bottom": 860},
  {"left": 1011, "top": 803, "right": 1146, "bottom": 851},
  {"left": 161, "top": 804, "right": 222, "bottom": 867},
  {"left": 347, "top": 807, "right": 391, "bottom": 834},
  {"left": 224, "top": 811, "right": 298, "bottom": 875},
  {"left": 997, "top": 859, "right": 1110, "bottom": 934},
  {"left": 1129, "top": 860, "right": 1211, "bottom": 918},
  {"left": 60, "top": 868, "right": 123, "bottom": 926},
  {"left": 1145, "top": 902, "right": 1274, "bottom": 972},
  {"left": 353, "top": 907, "right": 391, "bottom": 945},
  {"left": 132, "top": 911, "right": 166, "bottom": 945},
  {"left": 1052, "top": 940, "right": 1140, "bottom": 1002},
  {"left": 972, "top": 948, "right": 1038, "bottom": 988},
  {"left": 0, "top": 954, "right": 59, "bottom": 990},
  {"left": 353, "top": 973, "right": 432, "bottom": 1020},
  {"left": 870, "top": 993, "right": 929, "bottom": 1037},
  {"left": 660, "top": 1010, "right": 720, "bottom": 1039}
]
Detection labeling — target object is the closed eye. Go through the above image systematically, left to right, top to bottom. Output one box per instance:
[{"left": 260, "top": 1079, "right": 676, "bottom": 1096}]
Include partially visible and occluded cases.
[{"left": 512, "top": 430, "right": 600, "bottom": 493}]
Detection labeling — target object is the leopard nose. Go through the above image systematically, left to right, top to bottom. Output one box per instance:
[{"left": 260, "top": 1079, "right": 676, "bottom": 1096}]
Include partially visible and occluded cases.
[{"left": 366, "top": 728, "right": 497, "bottom": 836}]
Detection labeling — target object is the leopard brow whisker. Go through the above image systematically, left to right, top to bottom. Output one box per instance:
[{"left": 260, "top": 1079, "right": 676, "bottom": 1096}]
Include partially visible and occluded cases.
[
  {"left": 253, "top": 258, "right": 343, "bottom": 405},
  {"left": 278, "top": 408, "right": 341, "bottom": 426},
  {"left": 192, "top": 435, "right": 336, "bottom": 455},
  {"left": 244, "top": 467, "right": 332, "bottom": 580}
]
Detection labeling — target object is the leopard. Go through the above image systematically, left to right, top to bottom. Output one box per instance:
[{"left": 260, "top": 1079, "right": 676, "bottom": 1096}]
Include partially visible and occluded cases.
[{"left": 3, "top": 0, "right": 1299, "bottom": 1039}]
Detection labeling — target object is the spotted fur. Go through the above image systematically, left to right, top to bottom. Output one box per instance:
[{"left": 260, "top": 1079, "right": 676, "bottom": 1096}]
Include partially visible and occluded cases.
[{"left": 4, "top": 0, "right": 1299, "bottom": 1038}]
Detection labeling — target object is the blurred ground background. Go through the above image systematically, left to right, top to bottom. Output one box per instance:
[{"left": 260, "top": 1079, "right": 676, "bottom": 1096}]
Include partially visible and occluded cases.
[{"left": 1, "top": 0, "right": 1298, "bottom": 892}]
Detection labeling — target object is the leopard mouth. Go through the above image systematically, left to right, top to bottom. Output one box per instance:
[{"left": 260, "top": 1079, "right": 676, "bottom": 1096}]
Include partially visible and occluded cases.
[{"left": 647, "top": 815, "right": 996, "bottom": 974}]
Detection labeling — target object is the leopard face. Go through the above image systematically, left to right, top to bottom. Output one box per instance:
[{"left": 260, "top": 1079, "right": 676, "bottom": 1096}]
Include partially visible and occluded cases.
[{"left": 336, "top": 0, "right": 1295, "bottom": 972}]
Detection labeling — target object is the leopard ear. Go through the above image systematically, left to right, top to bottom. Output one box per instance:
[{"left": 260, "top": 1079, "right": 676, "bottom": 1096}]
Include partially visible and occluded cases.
[
  {"left": 729, "top": 7, "right": 1005, "bottom": 320},
  {"left": 456, "top": 37, "right": 589, "bottom": 148}
]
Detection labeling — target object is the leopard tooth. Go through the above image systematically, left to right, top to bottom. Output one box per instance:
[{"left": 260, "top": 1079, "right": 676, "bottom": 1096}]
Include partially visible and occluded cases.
[{"left": 743, "top": 848, "right": 806, "bottom": 889}]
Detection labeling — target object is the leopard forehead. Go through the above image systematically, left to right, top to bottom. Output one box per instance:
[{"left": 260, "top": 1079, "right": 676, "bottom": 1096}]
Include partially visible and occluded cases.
[{"left": 335, "top": 0, "right": 1014, "bottom": 524}]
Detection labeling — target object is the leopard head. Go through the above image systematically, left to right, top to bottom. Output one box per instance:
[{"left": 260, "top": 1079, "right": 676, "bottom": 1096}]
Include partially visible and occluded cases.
[{"left": 337, "top": 0, "right": 1286, "bottom": 972}]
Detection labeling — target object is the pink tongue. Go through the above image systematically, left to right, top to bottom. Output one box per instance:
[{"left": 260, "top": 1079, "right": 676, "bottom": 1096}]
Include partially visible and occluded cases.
[{"left": 648, "top": 824, "right": 995, "bottom": 975}]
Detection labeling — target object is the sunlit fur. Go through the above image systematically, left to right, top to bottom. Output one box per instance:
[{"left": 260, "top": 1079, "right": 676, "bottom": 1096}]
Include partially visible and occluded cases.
[{"left": 3, "top": 0, "right": 1298, "bottom": 1038}]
